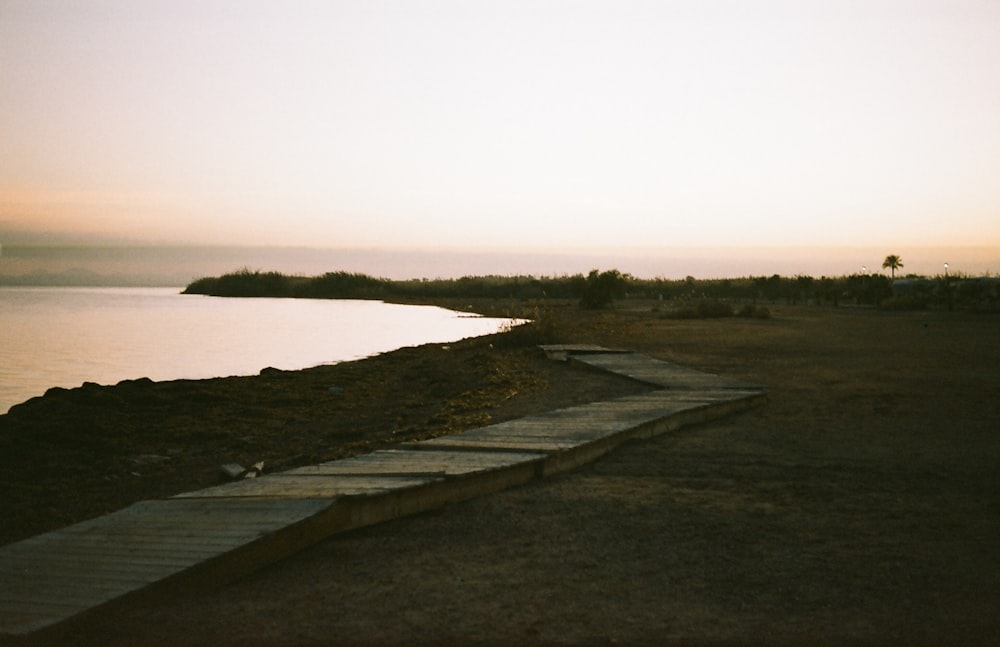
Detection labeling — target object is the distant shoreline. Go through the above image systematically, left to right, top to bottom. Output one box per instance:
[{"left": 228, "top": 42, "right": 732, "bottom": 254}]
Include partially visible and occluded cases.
[
  {"left": 2, "top": 242, "right": 998, "bottom": 286},
  {"left": 180, "top": 268, "right": 999, "bottom": 313}
]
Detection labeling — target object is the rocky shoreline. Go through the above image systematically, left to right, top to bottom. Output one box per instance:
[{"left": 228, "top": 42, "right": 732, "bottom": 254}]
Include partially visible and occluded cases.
[{"left": 0, "top": 300, "right": 637, "bottom": 547}]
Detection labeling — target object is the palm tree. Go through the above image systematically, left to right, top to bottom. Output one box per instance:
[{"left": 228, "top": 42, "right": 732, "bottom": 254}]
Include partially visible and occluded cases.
[{"left": 882, "top": 254, "right": 903, "bottom": 278}]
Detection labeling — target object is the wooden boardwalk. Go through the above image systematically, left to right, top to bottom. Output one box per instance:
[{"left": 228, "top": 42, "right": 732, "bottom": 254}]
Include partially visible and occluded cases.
[{"left": 0, "top": 346, "right": 765, "bottom": 638}]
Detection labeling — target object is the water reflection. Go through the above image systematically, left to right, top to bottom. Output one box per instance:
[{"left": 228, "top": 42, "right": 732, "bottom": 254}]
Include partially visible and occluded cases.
[{"left": 0, "top": 287, "right": 518, "bottom": 412}]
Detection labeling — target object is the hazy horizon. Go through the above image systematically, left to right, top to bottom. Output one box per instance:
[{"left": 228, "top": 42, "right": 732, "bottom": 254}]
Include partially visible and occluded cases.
[
  {"left": 2, "top": 2, "right": 998, "bottom": 262},
  {"left": 1, "top": 240, "right": 996, "bottom": 287}
]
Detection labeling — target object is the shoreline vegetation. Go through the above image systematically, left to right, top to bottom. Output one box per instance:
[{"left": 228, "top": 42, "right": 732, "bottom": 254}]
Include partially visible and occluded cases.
[
  {"left": 184, "top": 266, "right": 1000, "bottom": 312},
  {"left": 2, "top": 269, "right": 998, "bottom": 643}
]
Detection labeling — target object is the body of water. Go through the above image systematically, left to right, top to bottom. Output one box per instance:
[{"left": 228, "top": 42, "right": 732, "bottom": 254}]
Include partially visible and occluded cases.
[{"left": 0, "top": 287, "right": 517, "bottom": 413}]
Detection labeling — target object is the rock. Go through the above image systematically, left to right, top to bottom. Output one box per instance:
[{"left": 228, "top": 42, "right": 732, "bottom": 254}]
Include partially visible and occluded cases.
[
  {"left": 244, "top": 461, "right": 264, "bottom": 478},
  {"left": 220, "top": 463, "right": 245, "bottom": 479}
]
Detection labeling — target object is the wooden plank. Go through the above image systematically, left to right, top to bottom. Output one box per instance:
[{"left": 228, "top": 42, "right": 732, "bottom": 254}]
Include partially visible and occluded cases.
[
  {"left": 538, "top": 344, "right": 630, "bottom": 360},
  {"left": 0, "top": 349, "right": 767, "bottom": 638},
  {"left": 570, "top": 353, "right": 766, "bottom": 391},
  {"left": 416, "top": 400, "right": 700, "bottom": 453},
  {"left": 419, "top": 437, "right": 582, "bottom": 452},
  {"left": 289, "top": 449, "right": 546, "bottom": 477},
  {"left": 173, "top": 474, "right": 438, "bottom": 499},
  {"left": 0, "top": 498, "right": 334, "bottom": 635},
  {"left": 50, "top": 498, "right": 334, "bottom": 532}
]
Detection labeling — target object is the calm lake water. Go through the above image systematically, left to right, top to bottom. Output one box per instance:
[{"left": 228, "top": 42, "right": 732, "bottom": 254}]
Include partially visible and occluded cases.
[{"left": 0, "top": 287, "right": 518, "bottom": 413}]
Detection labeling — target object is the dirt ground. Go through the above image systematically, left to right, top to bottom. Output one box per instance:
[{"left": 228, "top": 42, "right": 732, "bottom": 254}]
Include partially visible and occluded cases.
[{"left": 4, "top": 300, "right": 999, "bottom": 646}]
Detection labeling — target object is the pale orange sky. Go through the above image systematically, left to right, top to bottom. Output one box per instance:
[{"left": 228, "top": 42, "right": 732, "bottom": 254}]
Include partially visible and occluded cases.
[{"left": 2, "top": 1, "right": 999, "bottom": 261}]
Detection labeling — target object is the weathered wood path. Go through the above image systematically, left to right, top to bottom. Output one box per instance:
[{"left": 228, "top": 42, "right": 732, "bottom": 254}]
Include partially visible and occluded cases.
[{"left": 0, "top": 347, "right": 765, "bottom": 638}]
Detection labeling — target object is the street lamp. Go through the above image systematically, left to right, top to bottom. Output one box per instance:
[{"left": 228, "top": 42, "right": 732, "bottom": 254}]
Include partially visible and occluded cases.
[{"left": 944, "top": 263, "right": 949, "bottom": 277}]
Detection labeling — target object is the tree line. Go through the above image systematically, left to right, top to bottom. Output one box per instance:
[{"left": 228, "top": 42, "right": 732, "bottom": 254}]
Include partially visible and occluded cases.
[{"left": 184, "top": 267, "right": 999, "bottom": 312}]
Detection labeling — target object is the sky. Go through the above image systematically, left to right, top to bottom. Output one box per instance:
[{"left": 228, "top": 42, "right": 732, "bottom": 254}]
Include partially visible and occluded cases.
[{"left": 1, "top": 0, "right": 999, "bottom": 278}]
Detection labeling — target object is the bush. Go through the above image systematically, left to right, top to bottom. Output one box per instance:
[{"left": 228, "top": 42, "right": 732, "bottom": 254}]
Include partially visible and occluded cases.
[
  {"left": 184, "top": 268, "right": 296, "bottom": 297},
  {"left": 578, "top": 269, "right": 627, "bottom": 309},
  {"left": 880, "top": 296, "right": 926, "bottom": 311},
  {"left": 665, "top": 300, "right": 735, "bottom": 319},
  {"left": 697, "top": 300, "right": 734, "bottom": 318},
  {"left": 738, "top": 304, "right": 771, "bottom": 318},
  {"left": 493, "top": 305, "right": 564, "bottom": 348},
  {"left": 669, "top": 306, "right": 700, "bottom": 319}
]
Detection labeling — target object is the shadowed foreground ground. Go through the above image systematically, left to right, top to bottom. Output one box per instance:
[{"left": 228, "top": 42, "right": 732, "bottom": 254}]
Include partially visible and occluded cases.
[{"left": 3, "top": 301, "right": 998, "bottom": 646}]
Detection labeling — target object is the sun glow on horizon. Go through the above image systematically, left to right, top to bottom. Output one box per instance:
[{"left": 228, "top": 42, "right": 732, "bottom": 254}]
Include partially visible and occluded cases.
[{"left": 2, "top": 1, "right": 998, "bottom": 254}]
